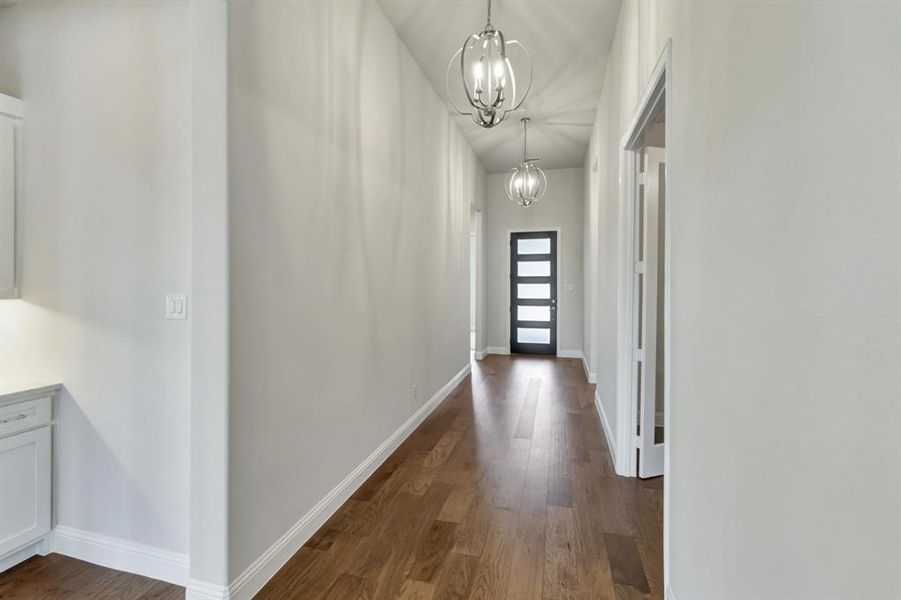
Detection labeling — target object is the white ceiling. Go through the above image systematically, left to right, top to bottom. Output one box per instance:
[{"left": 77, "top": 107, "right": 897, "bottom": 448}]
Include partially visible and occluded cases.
[{"left": 377, "top": 0, "right": 622, "bottom": 174}]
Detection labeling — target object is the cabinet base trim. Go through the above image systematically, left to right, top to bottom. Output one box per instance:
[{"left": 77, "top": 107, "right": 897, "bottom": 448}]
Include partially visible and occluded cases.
[
  {"left": 52, "top": 525, "right": 188, "bottom": 586},
  {"left": 0, "top": 535, "right": 50, "bottom": 574},
  {"left": 186, "top": 579, "right": 230, "bottom": 600}
]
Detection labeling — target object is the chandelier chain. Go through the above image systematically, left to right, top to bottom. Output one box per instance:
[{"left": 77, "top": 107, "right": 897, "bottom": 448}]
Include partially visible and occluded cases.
[{"left": 486, "top": 0, "right": 492, "bottom": 27}]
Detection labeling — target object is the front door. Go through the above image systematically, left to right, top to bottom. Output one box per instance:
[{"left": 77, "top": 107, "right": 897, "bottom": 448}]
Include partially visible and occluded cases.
[{"left": 510, "top": 231, "right": 557, "bottom": 355}]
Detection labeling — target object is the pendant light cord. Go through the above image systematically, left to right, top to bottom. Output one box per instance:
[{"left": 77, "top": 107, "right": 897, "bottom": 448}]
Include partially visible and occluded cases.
[
  {"left": 486, "top": 0, "right": 492, "bottom": 29},
  {"left": 522, "top": 118, "right": 529, "bottom": 161}
]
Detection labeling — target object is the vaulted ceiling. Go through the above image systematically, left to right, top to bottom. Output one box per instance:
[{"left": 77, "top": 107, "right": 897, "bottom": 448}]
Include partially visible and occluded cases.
[{"left": 377, "top": 0, "right": 622, "bottom": 174}]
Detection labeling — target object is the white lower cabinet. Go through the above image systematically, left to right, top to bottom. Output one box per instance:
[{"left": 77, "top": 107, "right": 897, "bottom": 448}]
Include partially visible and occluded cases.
[
  {"left": 0, "top": 384, "right": 57, "bottom": 572},
  {"left": 0, "top": 426, "right": 51, "bottom": 557}
]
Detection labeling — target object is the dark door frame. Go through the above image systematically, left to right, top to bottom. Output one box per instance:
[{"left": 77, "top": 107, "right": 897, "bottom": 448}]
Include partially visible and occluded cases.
[{"left": 509, "top": 230, "right": 558, "bottom": 355}]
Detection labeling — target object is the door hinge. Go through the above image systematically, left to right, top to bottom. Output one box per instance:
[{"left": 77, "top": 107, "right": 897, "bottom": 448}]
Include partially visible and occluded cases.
[
  {"left": 637, "top": 171, "right": 648, "bottom": 186},
  {"left": 635, "top": 261, "right": 646, "bottom": 274},
  {"left": 634, "top": 349, "right": 645, "bottom": 362}
]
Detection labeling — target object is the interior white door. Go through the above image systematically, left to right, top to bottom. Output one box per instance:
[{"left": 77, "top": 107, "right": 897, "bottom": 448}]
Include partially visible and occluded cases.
[{"left": 637, "top": 146, "right": 665, "bottom": 478}]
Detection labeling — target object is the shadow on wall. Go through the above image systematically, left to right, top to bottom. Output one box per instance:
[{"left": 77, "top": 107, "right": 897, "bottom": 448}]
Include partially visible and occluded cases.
[
  {"left": 229, "top": 0, "right": 471, "bottom": 399},
  {"left": 0, "top": 294, "right": 189, "bottom": 553},
  {"left": 54, "top": 385, "right": 177, "bottom": 549}
]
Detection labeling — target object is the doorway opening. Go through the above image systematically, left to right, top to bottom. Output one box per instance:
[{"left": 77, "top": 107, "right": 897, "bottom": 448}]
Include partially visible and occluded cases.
[
  {"left": 614, "top": 36, "right": 671, "bottom": 593},
  {"left": 616, "top": 41, "right": 670, "bottom": 482},
  {"left": 470, "top": 209, "right": 483, "bottom": 357},
  {"left": 470, "top": 219, "right": 477, "bottom": 352},
  {"left": 509, "top": 230, "right": 558, "bottom": 355}
]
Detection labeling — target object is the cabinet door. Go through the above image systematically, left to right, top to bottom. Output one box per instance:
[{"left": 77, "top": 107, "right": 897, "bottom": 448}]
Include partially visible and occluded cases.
[
  {"left": 0, "top": 115, "right": 15, "bottom": 298},
  {"left": 0, "top": 427, "right": 51, "bottom": 556}
]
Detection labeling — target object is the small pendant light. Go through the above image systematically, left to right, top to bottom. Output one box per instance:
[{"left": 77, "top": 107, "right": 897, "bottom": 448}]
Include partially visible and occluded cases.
[{"left": 505, "top": 118, "right": 547, "bottom": 207}]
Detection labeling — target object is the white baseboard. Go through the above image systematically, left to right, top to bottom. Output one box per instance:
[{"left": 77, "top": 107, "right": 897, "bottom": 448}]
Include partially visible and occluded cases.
[
  {"left": 486, "top": 347, "right": 586, "bottom": 361},
  {"left": 474, "top": 348, "right": 488, "bottom": 360},
  {"left": 580, "top": 354, "right": 597, "bottom": 384},
  {"left": 226, "top": 363, "right": 472, "bottom": 600},
  {"left": 594, "top": 389, "right": 625, "bottom": 475},
  {"left": 52, "top": 525, "right": 188, "bottom": 586},
  {"left": 186, "top": 579, "right": 230, "bottom": 600},
  {"left": 666, "top": 585, "right": 677, "bottom": 600}
]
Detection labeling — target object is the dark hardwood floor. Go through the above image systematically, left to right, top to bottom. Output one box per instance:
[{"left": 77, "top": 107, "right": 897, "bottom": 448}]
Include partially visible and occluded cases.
[
  {"left": 258, "top": 354, "right": 663, "bottom": 599},
  {"left": 0, "top": 355, "right": 662, "bottom": 599},
  {"left": 0, "top": 553, "right": 183, "bottom": 599}
]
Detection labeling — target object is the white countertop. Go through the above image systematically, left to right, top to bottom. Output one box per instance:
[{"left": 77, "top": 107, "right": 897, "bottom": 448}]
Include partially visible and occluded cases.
[{"left": 0, "top": 379, "right": 62, "bottom": 404}]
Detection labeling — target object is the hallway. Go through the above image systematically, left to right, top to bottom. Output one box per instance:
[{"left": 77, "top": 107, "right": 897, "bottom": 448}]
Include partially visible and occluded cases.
[{"left": 257, "top": 356, "right": 663, "bottom": 599}]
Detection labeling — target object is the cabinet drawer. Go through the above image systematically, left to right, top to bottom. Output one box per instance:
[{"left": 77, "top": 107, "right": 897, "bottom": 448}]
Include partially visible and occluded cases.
[{"left": 0, "top": 397, "right": 51, "bottom": 438}]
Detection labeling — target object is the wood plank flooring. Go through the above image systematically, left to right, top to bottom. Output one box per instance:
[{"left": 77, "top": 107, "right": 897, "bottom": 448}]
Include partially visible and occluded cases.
[
  {"left": 0, "top": 355, "right": 662, "bottom": 599},
  {"left": 258, "top": 355, "right": 663, "bottom": 600},
  {"left": 0, "top": 553, "right": 183, "bottom": 599}
]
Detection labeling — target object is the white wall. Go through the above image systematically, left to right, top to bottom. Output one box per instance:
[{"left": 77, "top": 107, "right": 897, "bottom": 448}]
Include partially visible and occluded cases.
[
  {"left": 0, "top": 0, "right": 191, "bottom": 556},
  {"left": 188, "top": 0, "right": 230, "bottom": 589},
  {"left": 227, "top": 0, "right": 485, "bottom": 582},
  {"left": 583, "top": 1, "right": 901, "bottom": 598},
  {"left": 486, "top": 167, "right": 584, "bottom": 354}
]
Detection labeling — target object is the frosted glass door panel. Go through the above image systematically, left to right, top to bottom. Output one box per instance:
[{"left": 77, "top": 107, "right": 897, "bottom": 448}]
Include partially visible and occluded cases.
[
  {"left": 517, "top": 238, "right": 550, "bottom": 254},
  {"left": 518, "top": 261, "right": 551, "bottom": 277},
  {"left": 517, "top": 284, "right": 551, "bottom": 299},
  {"left": 517, "top": 306, "right": 551, "bottom": 322},
  {"left": 517, "top": 328, "right": 550, "bottom": 344}
]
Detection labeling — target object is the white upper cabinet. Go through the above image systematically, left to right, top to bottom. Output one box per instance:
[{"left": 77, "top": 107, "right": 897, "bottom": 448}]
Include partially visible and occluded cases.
[{"left": 0, "top": 94, "right": 23, "bottom": 299}]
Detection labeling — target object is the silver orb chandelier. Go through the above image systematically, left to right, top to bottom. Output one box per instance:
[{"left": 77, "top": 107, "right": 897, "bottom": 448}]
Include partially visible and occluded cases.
[
  {"left": 445, "top": 0, "right": 532, "bottom": 128},
  {"left": 505, "top": 118, "right": 547, "bottom": 207}
]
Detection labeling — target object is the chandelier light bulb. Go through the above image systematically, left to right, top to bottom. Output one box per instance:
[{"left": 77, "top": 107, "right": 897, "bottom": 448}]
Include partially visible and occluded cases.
[
  {"left": 445, "top": 0, "right": 533, "bottom": 128},
  {"left": 505, "top": 118, "right": 547, "bottom": 207}
]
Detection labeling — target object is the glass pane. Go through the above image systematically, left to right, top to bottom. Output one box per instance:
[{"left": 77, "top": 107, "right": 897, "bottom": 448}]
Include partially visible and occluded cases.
[
  {"left": 637, "top": 187, "right": 645, "bottom": 260},
  {"left": 517, "top": 238, "right": 550, "bottom": 255},
  {"left": 518, "top": 261, "right": 550, "bottom": 277},
  {"left": 636, "top": 274, "right": 644, "bottom": 349},
  {"left": 517, "top": 284, "right": 551, "bottom": 299},
  {"left": 517, "top": 305, "right": 551, "bottom": 322},
  {"left": 517, "top": 328, "right": 550, "bottom": 344},
  {"left": 635, "top": 362, "right": 642, "bottom": 434}
]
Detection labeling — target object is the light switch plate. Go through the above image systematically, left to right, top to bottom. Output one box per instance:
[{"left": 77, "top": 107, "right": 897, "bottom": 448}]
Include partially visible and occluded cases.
[{"left": 166, "top": 294, "right": 187, "bottom": 320}]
